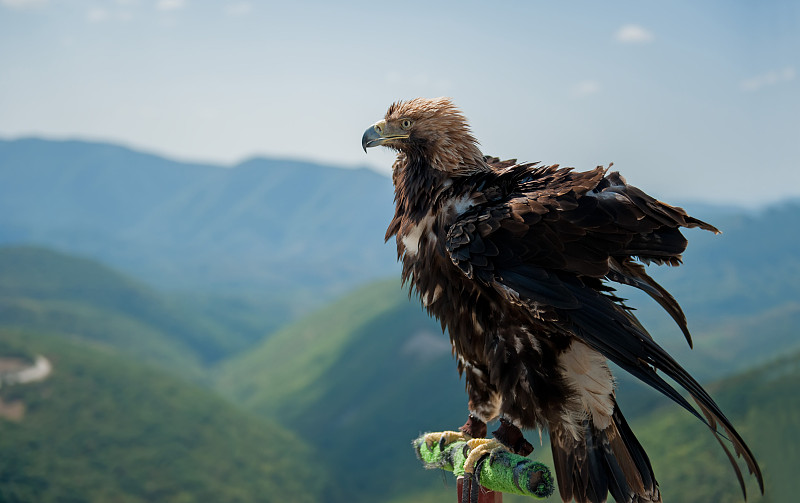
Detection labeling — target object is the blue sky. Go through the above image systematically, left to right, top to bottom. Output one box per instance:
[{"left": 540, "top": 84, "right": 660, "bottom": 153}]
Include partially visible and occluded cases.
[{"left": 1, "top": 0, "right": 798, "bottom": 206}]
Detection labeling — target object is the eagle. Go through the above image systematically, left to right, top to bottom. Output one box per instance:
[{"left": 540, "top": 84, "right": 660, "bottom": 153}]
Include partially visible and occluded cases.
[{"left": 362, "top": 97, "right": 764, "bottom": 503}]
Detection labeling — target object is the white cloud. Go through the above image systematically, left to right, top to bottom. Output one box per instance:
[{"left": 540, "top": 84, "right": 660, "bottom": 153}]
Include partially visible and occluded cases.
[
  {"left": 0, "top": 0, "right": 48, "bottom": 9},
  {"left": 156, "top": 0, "right": 186, "bottom": 11},
  {"left": 224, "top": 2, "right": 251, "bottom": 16},
  {"left": 86, "top": 5, "right": 134, "bottom": 23},
  {"left": 86, "top": 8, "right": 109, "bottom": 22},
  {"left": 615, "top": 24, "right": 654, "bottom": 44},
  {"left": 740, "top": 67, "right": 796, "bottom": 92},
  {"left": 573, "top": 80, "right": 600, "bottom": 97}
]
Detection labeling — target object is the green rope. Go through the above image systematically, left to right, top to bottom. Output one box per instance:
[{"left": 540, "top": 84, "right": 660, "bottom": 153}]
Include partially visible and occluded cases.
[{"left": 413, "top": 435, "right": 555, "bottom": 499}]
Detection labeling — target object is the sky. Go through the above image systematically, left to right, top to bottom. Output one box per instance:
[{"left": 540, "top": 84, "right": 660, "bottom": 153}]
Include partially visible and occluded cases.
[{"left": 1, "top": 0, "right": 798, "bottom": 207}]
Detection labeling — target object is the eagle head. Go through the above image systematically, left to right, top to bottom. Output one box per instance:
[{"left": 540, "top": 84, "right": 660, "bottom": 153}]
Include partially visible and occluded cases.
[{"left": 362, "top": 97, "right": 486, "bottom": 173}]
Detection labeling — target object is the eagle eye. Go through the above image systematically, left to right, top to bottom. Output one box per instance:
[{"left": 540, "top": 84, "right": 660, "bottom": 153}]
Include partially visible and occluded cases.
[{"left": 400, "top": 119, "right": 413, "bottom": 130}]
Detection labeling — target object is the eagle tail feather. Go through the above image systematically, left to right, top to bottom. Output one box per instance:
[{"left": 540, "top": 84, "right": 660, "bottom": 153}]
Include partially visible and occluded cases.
[{"left": 551, "top": 402, "right": 661, "bottom": 503}]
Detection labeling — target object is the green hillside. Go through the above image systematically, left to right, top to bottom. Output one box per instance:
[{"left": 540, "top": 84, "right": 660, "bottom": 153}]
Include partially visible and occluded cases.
[
  {"left": 0, "top": 246, "right": 278, "bottom": 374},
  {"left": 217, "top": 276, "right": 798, "bottom": 503},
  {"left": 216, "top": 279, "right": 470, "bottom": 502},
  {"left": 0, "top": 330, "right": 326, "bottom": 503},
  {"left": 394, "top": 351, "right": 798, "bottom": 503},
  {"left": 629, "top": 352, "right": 798, "bottom": 503}
]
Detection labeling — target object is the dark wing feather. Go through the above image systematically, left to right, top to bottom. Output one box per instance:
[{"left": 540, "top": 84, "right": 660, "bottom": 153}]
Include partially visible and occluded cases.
[
  {"left": 476, "top": 162, "right": 719, "bottom": 346},
  {"left": 445, "top": 164, "right": 763, "bottom": 496},
  {"left": 606, "top": 257, "right": 694, "bottom": 347},
  {"left": 559, "top": 275, "right": 763, "bottom": 497}
]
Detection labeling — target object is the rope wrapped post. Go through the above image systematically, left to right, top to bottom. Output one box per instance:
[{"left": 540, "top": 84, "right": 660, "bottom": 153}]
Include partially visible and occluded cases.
[
  {"left": 413, "top": 434, "right": 555, "bottom": 500},
  {"left": 457, "top": 476, "right": 502, "bottom": 503}
]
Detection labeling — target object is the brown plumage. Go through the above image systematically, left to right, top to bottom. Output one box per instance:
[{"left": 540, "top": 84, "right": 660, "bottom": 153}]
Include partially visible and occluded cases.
[{"left": 362, "top": 97, "right": 764, "bottom": 503}]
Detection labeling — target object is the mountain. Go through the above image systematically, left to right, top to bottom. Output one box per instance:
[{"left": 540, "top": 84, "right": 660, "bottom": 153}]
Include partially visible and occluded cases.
[
  {"left": 4, "top": 136, "right": 798, "bottom": 327},
  {"left": 4, "top": 136, "right": 798, "bottom": 502},
  {"left": 0, "top": 137, "right": 398, "bottom": 311},
  {"left": 217, "top": 235, "right": 800, "bottom": 503},
  {"left": 0, "top": 245, "right": 279, "bottom": 371},
  {"left": 215, "top": 276, "right": 797, "bottom": 503},
  {"left": 215, "top": 279, "right": 469, "bottom": 502},
  {"left": 0, "top": 330, "right": 326, "bottom": 503},
  {"left": 400, "top": 351, "right": 800, "bottom": 503},
  {"left": 626, "top": 351, "right": 798, "bottom": 503}
]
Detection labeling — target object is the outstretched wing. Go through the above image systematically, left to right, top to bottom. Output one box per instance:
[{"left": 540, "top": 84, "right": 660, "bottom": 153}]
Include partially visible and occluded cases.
[{"left": 444, "top": 162, "right": 763, "bottom": 496}]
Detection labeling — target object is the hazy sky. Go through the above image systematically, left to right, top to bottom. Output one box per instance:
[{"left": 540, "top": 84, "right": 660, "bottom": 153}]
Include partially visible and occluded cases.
[{"left": 1, "top": 0, "right": 798, "bottom": 206}]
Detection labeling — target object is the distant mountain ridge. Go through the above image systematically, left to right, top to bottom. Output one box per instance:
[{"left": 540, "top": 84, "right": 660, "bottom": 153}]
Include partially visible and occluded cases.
[
  {"left": 5, "top": 136, "right": 795, "bottom": 312},
  {"left": 0, "top": 137, "right": 398, "bottom": 308},
  {"left": 0, "top": 245, "right": 278, "bottom": 371}
]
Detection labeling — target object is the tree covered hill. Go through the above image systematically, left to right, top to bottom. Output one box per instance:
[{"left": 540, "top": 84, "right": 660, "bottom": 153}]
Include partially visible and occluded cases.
[
  {"left": 0, "top": 245, "right": 281, "bottom": 373},
  {"left": 217, "top": 268, "right": 799, "bottom": 502},
  {"left": 215, "top": 279, "right": 467, "bottom": 502},
  {"left": 0, "top": 330, "right": 326, "bottom": 503},
  {"left": 628, "top": 350, "right": 799, "bottom": 503}
]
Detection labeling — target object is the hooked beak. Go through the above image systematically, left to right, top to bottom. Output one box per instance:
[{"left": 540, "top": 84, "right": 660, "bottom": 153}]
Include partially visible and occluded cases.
[{"left": 361, "top": 119, "right": 409, "bottom": 152}]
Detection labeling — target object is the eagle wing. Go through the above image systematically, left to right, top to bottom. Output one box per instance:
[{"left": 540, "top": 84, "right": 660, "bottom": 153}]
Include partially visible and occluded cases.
[{"left": 444, "top": 162, "right": 763, "bottom": 496}]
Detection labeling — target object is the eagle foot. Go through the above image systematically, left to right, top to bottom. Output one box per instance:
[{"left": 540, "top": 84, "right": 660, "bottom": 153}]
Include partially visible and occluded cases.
[
  {"left": 423, "top": 414, "right": 488, "bottom": 451},
  {"left": 492, "top": 418, "right": 533, "bottom": 456},
  {"left": 423, "top": 430, "right": 469, "bottom": 451},
  {"left": 463, "top": 438, "right": 501, "bottom": 474}
]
